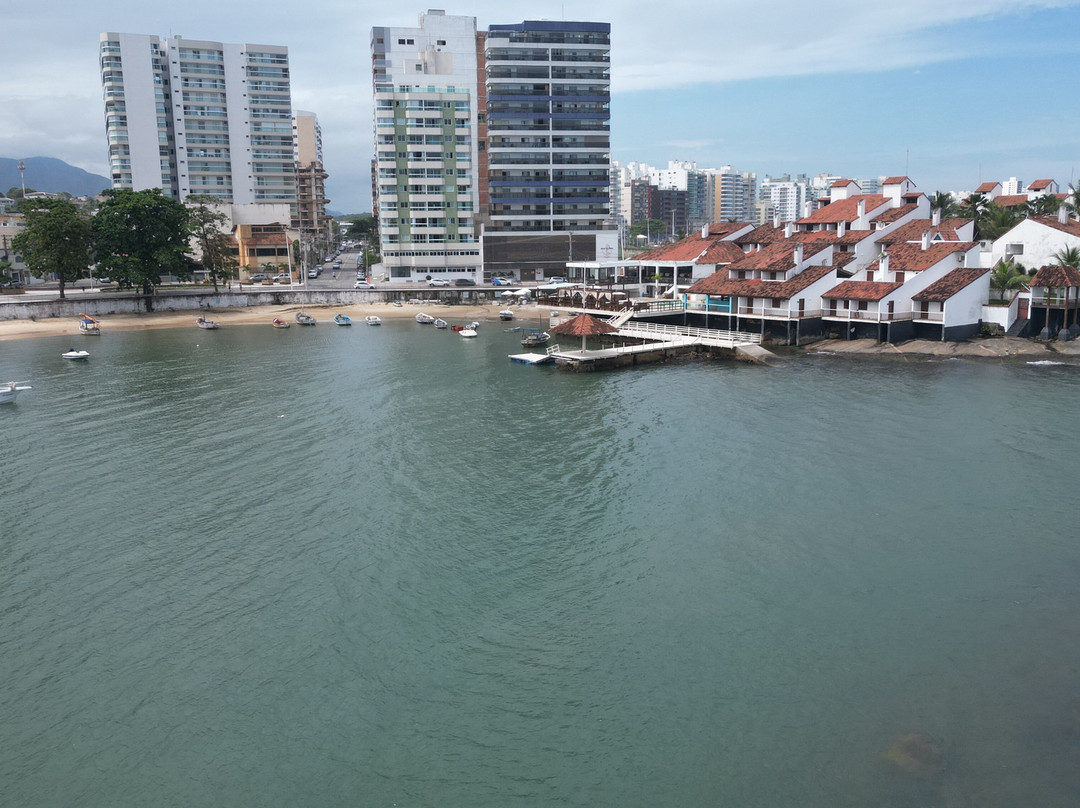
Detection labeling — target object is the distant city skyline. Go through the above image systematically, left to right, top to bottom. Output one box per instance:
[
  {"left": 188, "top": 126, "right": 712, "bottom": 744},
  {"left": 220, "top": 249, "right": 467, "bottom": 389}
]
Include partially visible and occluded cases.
[{"left": 4, "top": 0, "right": 1079, "bottom": 212}]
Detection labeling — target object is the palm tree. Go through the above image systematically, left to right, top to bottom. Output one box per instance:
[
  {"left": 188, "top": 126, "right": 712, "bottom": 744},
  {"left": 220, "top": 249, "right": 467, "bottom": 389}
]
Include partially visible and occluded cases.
[
  {"left": 929, "top": 191, "right": 957, "bottom": 219},
  {"left": 957, "top": 193, "right": 987, "bottom": 222},
  {"left": 1025, "top": 196, "right": 1061, "bottom": 218},
  {"left": 977, "top": 203, "right": 1022, "bottom": 241},
  {"left": 1053, "top": 246, "right": 1080, "bottom": 269},
  {"left": 989, "top": 259, "right": 1026, "bottom": 303}
]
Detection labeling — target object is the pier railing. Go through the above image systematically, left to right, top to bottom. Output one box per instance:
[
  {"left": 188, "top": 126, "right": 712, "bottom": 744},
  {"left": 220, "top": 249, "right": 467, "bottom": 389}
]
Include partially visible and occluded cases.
[{"left": 618, "top": 320, "right": 761, "bottom": 346}]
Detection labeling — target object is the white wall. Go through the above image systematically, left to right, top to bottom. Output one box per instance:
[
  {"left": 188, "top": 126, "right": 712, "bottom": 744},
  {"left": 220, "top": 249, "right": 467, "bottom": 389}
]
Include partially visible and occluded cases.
[{"left": 990, "top": 219, "right": 1080, "bottom": 271}]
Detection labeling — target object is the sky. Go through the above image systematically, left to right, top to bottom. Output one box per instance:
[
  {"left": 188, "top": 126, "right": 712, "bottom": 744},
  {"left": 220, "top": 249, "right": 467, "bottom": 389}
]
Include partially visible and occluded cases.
[{"left": 3, "top": 0, "right": 1080, "bottom": 212}]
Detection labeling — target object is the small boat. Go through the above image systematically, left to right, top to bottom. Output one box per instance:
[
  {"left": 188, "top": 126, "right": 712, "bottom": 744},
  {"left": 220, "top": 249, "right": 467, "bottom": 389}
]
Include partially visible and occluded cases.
[
  {"left": 499, "top": 309, "right": 514, "bottom": 321},
  {"left": 295, "top": 311, "right": 317, "bottom": 325},
  {"left": 415, "top": 312, "right": 436, "bottom": 324},
  {"left": 78, "top": 313, "right": 101, "bottom": 335},
  {"left": 333, "top": 313, "right": 353, "bottom": 326},
  {"left": 364, "top": 315, "right": 382, "bottom": 326},
  {"left": 196, "top": 316, "right": 220, "bottom": 329},
  {"left": 272, "top": 317, "right": 291, "bottom": 329},
  {"left": 433, "top": 318, "right": 448, "bottom": 329},
  {"left": 467, "top": 321, "right": 480, "bottom": 330},
  {"left": 450, "top": 325, "right": 465, "bottom": 332},
  {"left": 503, "top": 326, "right": 521, "bottom": 332},
  {"left": 459, "top": 328, "right": 478, "bottom": 338},
  {"left": 520, "top": 328, "right": 550, "bottom": 347},
  {"left": 62, "top": 349, "right": 90, "bottom": 361},
  {"left": 0, "top": 381, "right": 32, "bottom": 404}
]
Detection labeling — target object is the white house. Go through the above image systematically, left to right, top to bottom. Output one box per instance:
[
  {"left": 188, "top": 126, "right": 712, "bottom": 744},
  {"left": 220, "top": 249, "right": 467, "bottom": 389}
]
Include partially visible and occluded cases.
[{"left": 989, "top": 210, "right": 1080, "bottom": 271}]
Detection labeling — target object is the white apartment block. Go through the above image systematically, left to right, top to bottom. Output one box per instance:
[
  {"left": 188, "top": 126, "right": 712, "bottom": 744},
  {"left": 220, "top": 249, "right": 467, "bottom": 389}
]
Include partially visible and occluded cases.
[
  {"left": 371, "top": 11, "right": 482, "bottom": 281},
  {"left": 99, "top": 33, "right": 296, "bottom": 206}
]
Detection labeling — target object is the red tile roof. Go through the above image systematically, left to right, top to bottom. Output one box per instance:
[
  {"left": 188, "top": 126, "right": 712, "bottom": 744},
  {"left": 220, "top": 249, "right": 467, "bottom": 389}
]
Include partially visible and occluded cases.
[
  {"left": 882, "top": 176, "right": 909, "bottom": 185},
  {"left": 831, "top": 178, "right": 855, "bottom": 188},
  {"left": 1028, "top": 179, "right": 1054, "bottom": 190},
  {"left": 975, "top": 182, "right": 999, "bottom": 193},
  {"left": 795, "top": 194, "right": 890, "bottom": 225},
  {"left": 994, "top": 194, "right": 1029, "bottom": 208},
  {"left": 873, "top": 203, "right": 918, "bottom": 224},
  {"left": 1027, "top": 215, "right": 1080, "bottom": 238},
  {"left": 877, "top": 217, "right": 974, "bottom": 245},
  {"left": 706, "top": 222, "right": 752, "bottom": 237},
  {"left": 634, "top": 223, "right": 755, "bottom": 263},
  {"left": 733, "top": 223, "right": 785, "bottom": 246},
  {"left": 726, "top": 240, "right": 831, "bottom": 272},
  {"left": 699, "top": 241, "right": 749, "bottom": 264},
  {"left": 869, "top": 242, "right": 974, "bottom": 272},
  {"left": 687, "top": 263, "right": 835, "bottom": 300},
  {"left": 1030, "top": 265, "right": 1080, "bottom": 287},
  {"left": 912, "top": 267, "right": 990, "bottom": 302},
  {"left": 822, "top": 280, "right": 903, "bottom": 301}
]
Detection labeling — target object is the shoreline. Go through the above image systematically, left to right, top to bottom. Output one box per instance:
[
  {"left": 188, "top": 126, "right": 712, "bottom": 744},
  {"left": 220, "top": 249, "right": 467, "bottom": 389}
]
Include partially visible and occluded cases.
[
  {"left": 0, "top": 301, "right": 525, "bottom": 342},
  {"left": 2, "top": 302, "right": 1078, "bottom": 360}
]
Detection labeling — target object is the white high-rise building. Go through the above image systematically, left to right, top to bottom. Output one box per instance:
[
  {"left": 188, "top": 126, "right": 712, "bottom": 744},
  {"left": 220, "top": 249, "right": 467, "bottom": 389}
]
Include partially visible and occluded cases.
[
  {"left": 370, "top": 11, "right": 482, "bottom": 281},
  {"left": 99, "top": 33, "right": 296, "bottom": 206}
]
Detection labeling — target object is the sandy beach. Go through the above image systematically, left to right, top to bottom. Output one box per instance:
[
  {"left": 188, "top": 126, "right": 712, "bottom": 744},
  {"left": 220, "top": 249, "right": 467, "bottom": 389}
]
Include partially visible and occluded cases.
[{"left": 0, "top": 300, "right": 531, "bottom": 342}]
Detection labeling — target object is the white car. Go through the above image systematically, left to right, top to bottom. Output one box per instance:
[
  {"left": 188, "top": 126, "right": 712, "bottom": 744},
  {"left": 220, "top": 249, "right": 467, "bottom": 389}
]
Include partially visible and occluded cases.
[
  {"left": 428, "top": 278, "right": 450, "bottom": 287},
  {"left": 354, "top": 281, "right": 376, "bottom": 289}
]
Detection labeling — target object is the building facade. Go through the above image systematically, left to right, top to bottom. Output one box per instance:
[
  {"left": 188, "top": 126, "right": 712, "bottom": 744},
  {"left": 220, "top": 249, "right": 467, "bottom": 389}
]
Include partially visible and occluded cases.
[
  {"left": 370, "top": 11, "right": 482, "bottom": 281},
  {"left": 99, "top": 33, "right": 296, "bottom": 207},
  {"left": 293, "top": 110, "right": 332, "bottom": 268}
]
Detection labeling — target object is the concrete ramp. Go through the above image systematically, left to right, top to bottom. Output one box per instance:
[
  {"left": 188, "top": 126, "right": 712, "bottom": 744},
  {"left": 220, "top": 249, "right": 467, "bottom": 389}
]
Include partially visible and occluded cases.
[{"left": 736, "top": 343, "right": 784, "bottom": 365}]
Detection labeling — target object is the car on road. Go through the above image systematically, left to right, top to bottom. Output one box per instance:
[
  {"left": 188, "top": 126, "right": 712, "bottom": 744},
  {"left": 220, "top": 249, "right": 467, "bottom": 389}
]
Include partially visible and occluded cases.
[
  {"left": 308, "top": 269, "right": 319, "bottom": 278},
  {"left": 248, "top": 273, "right": 269, "bottom": 283},
  {"left": 491, "top": 276, "right": 513, "bottom": 286},
  {"left": 428, "top": 278, "right": 450, "bottom": 287},
  {"left": 454, "top": 278, "right": 477, "bottom": 286},
  {"left": 354, "top": 281, "right": 376, "bottom": 289}
]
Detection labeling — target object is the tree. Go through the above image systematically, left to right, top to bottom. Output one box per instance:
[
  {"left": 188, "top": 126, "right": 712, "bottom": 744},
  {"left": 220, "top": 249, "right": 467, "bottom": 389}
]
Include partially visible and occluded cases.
[
  {"left": 7, "top": 187, "right": 36, "bottom": 200},
  {"left": 91, "top": 189, "right": 190, "bottom": 297},
  {"left": 929, "top": 191, "right": 957, "bottom": 219},
  {"left": 957, "top": 193, "right": 987, "bottom": 223},
  {"left": 186, "top": 194, "right": 235, "bottom": 292},
  {"left": 1025, "top": 195, "right": 1061, "bottom": 218},
  {"left": 12, "top": 198, "right": 91, "bottom": 299},
  {"left": 976, "top": 203, "right": 1021, "bottom": 241},
  {"left": 345, "top": 214, "right": 377, "bottom": 242},
  {"left": 628, "top": 218, "right": 667, "bottom": 242},
  {"left": 1053, "top": 246, "right": 1080, "bottom": 269},
  {"left": 989, "top": 259, "right": 1026, "bottom": 302}
]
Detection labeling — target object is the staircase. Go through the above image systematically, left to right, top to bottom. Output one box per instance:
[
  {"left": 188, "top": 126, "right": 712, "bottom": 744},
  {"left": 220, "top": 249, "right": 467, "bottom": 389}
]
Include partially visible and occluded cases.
[{"left": 1006, "top": 318, "right": 1029, "bottom": 337}]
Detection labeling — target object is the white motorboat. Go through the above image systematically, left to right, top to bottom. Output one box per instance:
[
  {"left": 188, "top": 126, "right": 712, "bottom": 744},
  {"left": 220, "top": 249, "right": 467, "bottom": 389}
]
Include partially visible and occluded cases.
[
  {"left": 499, "top": 309, "right": 514, "bottom": 321},
  {"left": 415, "top": 312, "right": 436, "bottom": 324},
  {"left": 78, "top": 313, "right": 101, "bottom": 335},
  {"left": 364, "top": 315, "right": 382, "bottom": 326},
  {"left": 196, "top": 317, "right": 220, "bottom": 329},
  {"left": 434, "top": 318, "right": 449, "bottom": 329},
  {"left": 459, "top": 328, "right": 477, "bottom": 338},
  {"left": 520, "top": 328, "right": 550, "bottom": 347},
  {"left": 62, "top": 349, "right": 90, "bottom": 361},
  {"left": 0, "top": 381, "right": 32, "bottom": 404}
]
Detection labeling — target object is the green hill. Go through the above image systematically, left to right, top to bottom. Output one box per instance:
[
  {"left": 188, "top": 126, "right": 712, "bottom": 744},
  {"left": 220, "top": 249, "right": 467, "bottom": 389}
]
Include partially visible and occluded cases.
[{"left": 0, "top": 157, "right": 110, "bottom": 198}]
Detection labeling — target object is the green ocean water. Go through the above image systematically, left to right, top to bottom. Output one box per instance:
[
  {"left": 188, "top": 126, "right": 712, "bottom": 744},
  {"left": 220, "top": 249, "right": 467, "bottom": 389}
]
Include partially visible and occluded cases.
[{"left": 2, "top": 323, "right": 1079, "bottom": 807}]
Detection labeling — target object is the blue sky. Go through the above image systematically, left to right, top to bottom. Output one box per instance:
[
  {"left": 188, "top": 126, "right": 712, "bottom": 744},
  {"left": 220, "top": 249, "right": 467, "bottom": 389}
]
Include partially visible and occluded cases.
[{"left": 3, "top": 1, "right": 1078, "bottom": 211}]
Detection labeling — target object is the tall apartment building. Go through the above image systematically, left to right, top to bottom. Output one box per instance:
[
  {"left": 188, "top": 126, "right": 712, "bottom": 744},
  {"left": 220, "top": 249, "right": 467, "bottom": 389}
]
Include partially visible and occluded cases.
[
  {"left": 370, "top": 11, "right": 482, "bottom": 281},
  {"left": 370, "top": 13, "right": 615, "bottom": 282},
  {"left": 484, "top": 20, "right": 615, "bottom": 274},
  {"left": 99, "top": 33, "right": 296, "bottom": 206},
  {"left": 293, "top": 110, "right": 332, "bottom": 264},
  {"left": 710, "top": 166, "right": 757, "bottom": 223}
]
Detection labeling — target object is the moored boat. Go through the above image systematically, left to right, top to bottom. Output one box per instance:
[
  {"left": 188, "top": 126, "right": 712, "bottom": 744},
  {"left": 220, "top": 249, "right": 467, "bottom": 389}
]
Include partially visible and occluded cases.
[
  {"left": 499, "top": 309, "right": 514, "bottom": 321},
  {"left": 295, "top": 311, "right": 317, "bottom": 325},
  {"left": 415, "top": 312, "right": 436, "bottom": 324},
  {"left": 78, "top": 313, "right": 101, "bottom": 334},
  {"left": 333, "top": 313, "right": 353, "bottom": 326},
  {"left": 365, "top": 315, "right": 382, "bottom": 326},
  {"left": 196, "top": 316, "right": 220, "bottom": 329},
  {"left": 272, "top": 317, "right": 291, "bottom": 329},
  {"left": 434, "top": 318, "right": 448, "bottom": 329},
  {"left": 459, "top": 328, "right": 478, "bottom": 338},
  {"left": 520, "top": 328, "right": 550, "bottom": 347},
  {"left": 61, "top": 349, "right": 90, "bottom": 361},
  {"left": 0, "top": 381, "right": 32, "bottom": 404}
]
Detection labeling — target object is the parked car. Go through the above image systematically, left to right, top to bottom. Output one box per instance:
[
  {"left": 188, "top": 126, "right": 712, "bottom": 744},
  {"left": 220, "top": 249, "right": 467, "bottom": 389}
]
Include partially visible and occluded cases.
[
  {"left": 248, "top": 273, "right": 269, "bottom": 283},
  {"left": 273, "top": 273, "right": 292, "bottom": 283},
  {"left": 491, "top": 276, "right": 512, "bottom": 286},
  {"left": 549, "top": 276, "right": 567, "bottom": 284},
  {"left": 428, "top": 278, "right": 450, "bottom": 287},
  {"left": 454, "top": 278, "right": 477, "bottom": 286},
  {"left": 354, "top": 281, "right": 376, "bottom": 289}
]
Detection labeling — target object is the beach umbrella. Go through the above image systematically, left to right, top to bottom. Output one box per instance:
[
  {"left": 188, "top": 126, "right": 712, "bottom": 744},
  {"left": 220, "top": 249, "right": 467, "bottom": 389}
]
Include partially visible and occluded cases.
[{"left": 548, "top": 312, "right": 619, "bottom": 353}]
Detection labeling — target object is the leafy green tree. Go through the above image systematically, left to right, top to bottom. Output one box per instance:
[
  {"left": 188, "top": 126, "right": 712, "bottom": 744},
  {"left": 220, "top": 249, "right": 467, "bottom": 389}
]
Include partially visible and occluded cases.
[
  {"left": 7, "top": 187, "right": 36, "bottom": 199},
  {"left": 91, "top": 189, "right": 189, "bottom": 296},
  {"left": 930, "top": 191, "right": 957, "bottom": 218},
  {"left": 957, "top": 193, "right": 987, "bottom": 223},
  {"left": 186, "top": 194, "right": 235, "bottom": 292},
  {"left": 1025, "top": 195, "right": 1062, "bottom": 218},
  {"left": 12, "top": 198, "right": 91, "bottom": 299},
  {"left": 976, "top": 203, "right": 1022, "bottom": 241},
  {"left": 345, "top": 214, "right": 377, "bottom": 242},
  {"left": 628, "top": 218, "right": 667, "bottom": 242},
  {"left": 1053, "top": 246, "right": 1080, "bottom": 269},
  {"left": 989, "top": 259, "right": 1027, "bottom": 302}
]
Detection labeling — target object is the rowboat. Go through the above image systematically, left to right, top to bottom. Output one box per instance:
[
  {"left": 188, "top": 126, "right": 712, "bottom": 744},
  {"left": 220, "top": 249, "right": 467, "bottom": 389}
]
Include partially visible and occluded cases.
[
  {"left": 295, "top": 311, "right": 317, "bottom": 325},
  {"left": 415, "top": 312, "right": 436, "bottom": 324},
  {"left": 334, "top": 313, "right": 353, "bottom": 326},
  {"left": 365, "top": 315, "right": 382, "bottom": 326},
  {"left": 196, "top": 317, "right": 220, "bottom": 329},
  {"left": 272, "top": 317, "right": 291, "bottom": 329}
]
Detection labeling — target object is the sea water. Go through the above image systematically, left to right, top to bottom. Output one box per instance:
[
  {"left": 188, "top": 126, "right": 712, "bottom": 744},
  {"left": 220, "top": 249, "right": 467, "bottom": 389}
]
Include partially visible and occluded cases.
[{"left": 2, "top": 323, "right": 1079, "bottom": 807}]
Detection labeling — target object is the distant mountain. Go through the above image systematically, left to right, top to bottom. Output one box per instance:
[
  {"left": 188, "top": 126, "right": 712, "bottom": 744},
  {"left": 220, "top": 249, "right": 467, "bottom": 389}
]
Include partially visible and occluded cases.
[{"left": 0, "top": 157, "right": 110, "bottom": 198}]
